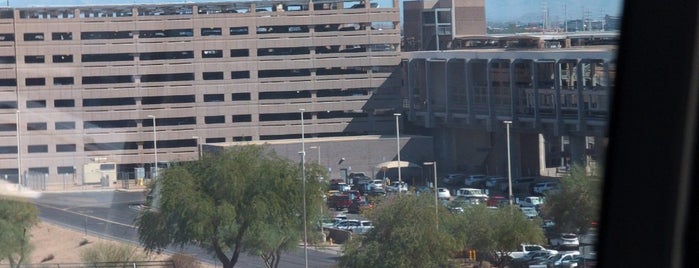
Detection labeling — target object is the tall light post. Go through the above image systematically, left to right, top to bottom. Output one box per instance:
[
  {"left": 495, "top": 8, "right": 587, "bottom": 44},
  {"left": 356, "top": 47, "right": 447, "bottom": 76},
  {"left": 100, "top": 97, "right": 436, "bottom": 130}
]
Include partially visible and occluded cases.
[
  {"left": 299, "top": 109, "right": 308, "bottom": 268},
  {"left": 15, "top": 110, "right": 21, "bottom": 189},
  {"left": 394, "top": 113, "right": 402, "bottom": 188},
  {"left": 147, "top": 115, "right": 158, "bottom": 180},
  {"left": 504, "top": 120, "right": 513, "bottom": 205},
  {"left": 192, "top": 136, "right": 202, "bottom": 159},
  {"left": 309, "top": 145, "right": 320, "bottom": 165},
  {"left": 424, "top": 161, "right": 438, "bottom": 230}
]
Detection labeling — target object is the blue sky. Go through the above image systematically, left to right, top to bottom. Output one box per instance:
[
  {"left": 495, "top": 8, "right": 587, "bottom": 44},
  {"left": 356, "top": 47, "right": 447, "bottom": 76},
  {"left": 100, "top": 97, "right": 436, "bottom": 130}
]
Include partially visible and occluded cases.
[{"left": 7, "top": 0, "right": 623, "bottom": 23}]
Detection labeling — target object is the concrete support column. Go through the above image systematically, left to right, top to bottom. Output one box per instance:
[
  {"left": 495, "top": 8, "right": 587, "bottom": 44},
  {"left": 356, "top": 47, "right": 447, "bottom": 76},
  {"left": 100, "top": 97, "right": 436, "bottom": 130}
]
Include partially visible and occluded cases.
[
  {"left": 486, "top": 59, "right": 494, "bottom": 131},
  {"left": 425, "top": 60, "right": 433, "bottom": 128},
  {"left": 465, "top": 60, "right": 473, "bottom": 124},
  {"left": 554, "top": 60, "right": 563, "bottom": 136},
  {"left": 433, "top": 127, "right": 456, "bottom": 172},
  {"left": 539, "top": 133, "right": 547, "bottom": 175},
  {"left": 569, "top": 134, "right": 588, "bottom": 167}
]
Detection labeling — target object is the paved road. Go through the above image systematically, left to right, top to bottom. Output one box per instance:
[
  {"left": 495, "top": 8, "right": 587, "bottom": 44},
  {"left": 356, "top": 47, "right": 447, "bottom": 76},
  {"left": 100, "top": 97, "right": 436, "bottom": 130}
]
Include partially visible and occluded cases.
[{"left": 34, "top": 190, "right": 340, "bottom": 267}]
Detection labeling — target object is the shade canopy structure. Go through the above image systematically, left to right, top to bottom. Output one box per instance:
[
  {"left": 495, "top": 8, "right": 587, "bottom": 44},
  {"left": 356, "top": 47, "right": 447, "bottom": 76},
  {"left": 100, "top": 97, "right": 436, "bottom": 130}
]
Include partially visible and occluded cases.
[{"left": 375, "top": 160, "right": 421, "bottom": 169}]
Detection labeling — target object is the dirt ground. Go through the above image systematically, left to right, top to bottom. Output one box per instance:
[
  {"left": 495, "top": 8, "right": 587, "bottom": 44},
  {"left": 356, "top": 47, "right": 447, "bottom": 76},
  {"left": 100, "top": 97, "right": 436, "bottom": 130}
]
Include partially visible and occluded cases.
[{"left": 24, "top": 221, "right": 173, "bottom": 265}]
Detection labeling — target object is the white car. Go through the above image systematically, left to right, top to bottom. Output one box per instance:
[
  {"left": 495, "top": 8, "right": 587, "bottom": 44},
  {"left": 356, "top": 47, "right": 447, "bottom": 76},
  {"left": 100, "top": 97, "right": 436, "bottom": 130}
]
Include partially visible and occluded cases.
[
  {"left": 370, "top": 179, "right": 384, "bottom": 190},
  {"left": 387, "top": 181, "right": 408, "bottom": 192},
  {"left": 437, "top": 188, "right": 451, "bottom": 200},
  {"left": 519, "top": 206, "right": 539, "bottom": 219},
  {"left": 549, "top": 233, "right": 580, "bottom": 250}
]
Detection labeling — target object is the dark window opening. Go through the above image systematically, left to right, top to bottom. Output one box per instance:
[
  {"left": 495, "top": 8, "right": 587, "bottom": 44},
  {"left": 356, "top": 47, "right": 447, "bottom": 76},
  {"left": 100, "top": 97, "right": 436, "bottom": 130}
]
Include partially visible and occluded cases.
[
  {"left": 314, "top": 24, "right": 340, "bottom": 32},
  {"left": 257, "top": 25, "right": 309, "bottom": 34},
  {"left": 201, "top": 27, "right": 222, "bottom": 36},
  {"left": 229, "top": 27, "right": 248, "bottom": 35},
  {"left": 139, "top": 29, "right": 193, "bottom": 38},
  {"left": 81, "top": 31, "right": 132, "bottom": 40},
  {"left": 52, "top": 32, "right": 73, "bottom": 40},
  {"left": 0, "top": 33, "right": 14, "bottom": 41},
  {"left": 24, "top": 33, "right": 44, "bottom": 41},
  {"left": 340, "top": 45, "right": 367, "bottom": 53},
  {"left": 257, "top": 47, "right": 310, "bottom": 56},
  {"left": 230, "top": 49, "right": 249, "bottom": 57},
  {"left": 202, "top": 50, "right": 223, "bottom": 58},
  {"left": 140, "top": 51, "right": 194, "bottom": 60},
  {"left": 82, "top": 53, "right": 133, "bottom": 62},
  {"left": 25, "top": 55, "right": 45, "bottom": 63},
  {"left": 53, "top": 55, "right": 73, "bottom": 63},
  {"left": 0, "top": 56, "right": 15, "bottom": 64},
  {"left": 317, "top": 67, "right": 366, "bottom": 75},
  {"left": 258, "top": 69, "right": 310, "bottom": 78},
  {"left": 231, "top": 71, "right": 250, "bottom": 79},
  {"left": 203, "top": 72, "right": 224, "bottom": 80},
  {"left": 141, "top": 73, "right": 195, "bottom": 82},
  {"left": 82, "top": 75, "right": 134, "bottom": 84},
  {"left": 54, "top": 77, "right": 74, "bottom": 85},
  {"left": 26, "top": 78, "right": 46, "bottom": 86},
  {"left": 0, "top": 79, "right": 16, "bottom": 86},
  {"left": 317, "top": 88, "right": 370, "bottom": 97},
  {"left": 259, "top": 90, "right": 311, "bottom": 100},
  {"left": 231, "top": 92, "right": 251, "bottom": 101},
  {"left": 204, "top": 94, "right": 224, "bottom": 102},
  {"left": 141, "top": 95, "right": 195, "bottom": 105},
  {"left": 83, "top": 97, "right": 136, "bottom": 107},
  {"left": 54, "top": 99, "right": 75, "bottom": 107},
  {"left": 26, "top": 100, "right": 46, "bottom": 108},
  {"left": 0, "top": 101, "right": 16, "bottom": 109},
  {"left": 317, "top": 110, "right": 368, "bottom": 119},
  {"left": 259, "top": 112, "right": 310, "bottom": 122},
  {"left": 232, "top": 114, "right": 252, "bottom": 122},
  {"left": 205, "top": 115, "right": 225, "bottom": 124},
  {"left": 143, "top": 117, "right": 196, "bottom": 127},
  {"left": 84, "top": 120, "right": 137, "bottom": 129},
  {"left": 55, "top": 121, "right": 76, "bottom": 130},
  {"left": 27, "top": 122, "right": 46, "bottom": 131},
  {"left": 0, "top": 123, "right": 16, "bottom": 132},
  {"left": 260, "top": 134, "right": 301, "bottom": 140},
  {"left": 233, "top": 136, "right": 253, "bottom": 141},
  {"left": 206, "top": 137, "right": 226, "bottom": 143},
  {"left": 144, "top": 139, "right": 196, "bottom": 149},
  {"left": 85, "top": 142, "right": 139, "bottom": 151},
  {"left": 56, "top": 144, "right": 76, "bottom": 152},
  {"left": 28, "top": 145, "right": 48, "bottom": 153},
  {"left": 0, "top": 146, "right": 17, "bottom": 154},
  {"left": 57, "top": 166, "right": 76, "bottom": 174},
  {"left": 28, "top": 167, "right": 49, "bottom": 175}
]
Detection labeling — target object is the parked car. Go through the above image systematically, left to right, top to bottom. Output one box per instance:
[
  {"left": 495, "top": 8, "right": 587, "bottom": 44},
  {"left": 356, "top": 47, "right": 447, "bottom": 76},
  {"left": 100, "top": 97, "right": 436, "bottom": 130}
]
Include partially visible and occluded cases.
[
  {"left": 443, "top": 173, "right": 465, "bottom": 185},
  {"left": 464, "top": 174, "right": 487, "bottom": 187},
  {"left": 485, "top": 177, "right": 507, "bottom": 188},
  {"left": 370, "top": 179, "right": 384, "bottom": 190},
  {"left": 387, "top": 181, "right": 408, "bottom": 192},
  {"left": 533, "top": 181, "right": 559, "bottom": 195},
  {"left": 437, "top": 188, "right": 451, "bottom": 200},
  {"left": 487, "top": 195, "right": 509, "bottom": 207},
  {"left": 518, "top": 196, "right": 545, "bottom": 210},
  {"left": 519, "top": 206, "right": 539, "bottom": 219},
  {"left": 335, "top": 219, "right": 373, "bottom": 234},
  {"left": 549, "top": 233, "right": 580, "bottom": 250},
  {"left": 510, "top": 250, "right": 558, "bottom": 268},
  {"left": 533, "top": 251, "right": 580, "bottom": 267}
]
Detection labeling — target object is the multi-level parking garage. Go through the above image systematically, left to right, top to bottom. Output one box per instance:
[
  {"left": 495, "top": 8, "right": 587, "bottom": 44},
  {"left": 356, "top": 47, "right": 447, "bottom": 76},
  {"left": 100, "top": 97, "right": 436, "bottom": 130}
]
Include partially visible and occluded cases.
[
  {"left": 0, "top": 0, "right": 402, "bottom": 184},
  {"left": 402, "top": 47, "right": 616, "bottom": 176}
]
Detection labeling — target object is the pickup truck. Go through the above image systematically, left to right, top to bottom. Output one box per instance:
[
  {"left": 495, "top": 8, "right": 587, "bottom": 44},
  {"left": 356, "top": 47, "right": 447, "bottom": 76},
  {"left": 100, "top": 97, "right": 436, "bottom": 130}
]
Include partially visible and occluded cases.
[
  {"left": 326, "top": 194, "right": 354, "bottom": 211},
  {"left": 506, "top": 244, "right": 557, "bottom": 259}
]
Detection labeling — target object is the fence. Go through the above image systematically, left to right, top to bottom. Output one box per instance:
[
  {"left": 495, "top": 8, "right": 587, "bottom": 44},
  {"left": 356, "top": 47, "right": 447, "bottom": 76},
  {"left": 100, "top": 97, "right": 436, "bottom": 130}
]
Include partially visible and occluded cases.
[{"left": 19, "top": 261, "right": 175, "bottom": 268}]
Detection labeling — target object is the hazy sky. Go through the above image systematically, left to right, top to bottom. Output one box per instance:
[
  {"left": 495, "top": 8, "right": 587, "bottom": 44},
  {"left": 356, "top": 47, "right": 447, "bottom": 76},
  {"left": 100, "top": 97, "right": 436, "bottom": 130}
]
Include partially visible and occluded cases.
[{"left": 6, "top": 0, "right": 624, "bottom": 23}]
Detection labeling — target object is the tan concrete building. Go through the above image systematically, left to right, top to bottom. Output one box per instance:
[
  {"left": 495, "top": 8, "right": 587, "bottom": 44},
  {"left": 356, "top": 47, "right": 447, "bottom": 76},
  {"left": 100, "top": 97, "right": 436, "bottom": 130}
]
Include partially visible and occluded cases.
[
  {"left": 0, "top": 0, "right": 402, "bottom": 185},
  {"left": 403, "top": 0, "right": 486, "bottom": 51}
]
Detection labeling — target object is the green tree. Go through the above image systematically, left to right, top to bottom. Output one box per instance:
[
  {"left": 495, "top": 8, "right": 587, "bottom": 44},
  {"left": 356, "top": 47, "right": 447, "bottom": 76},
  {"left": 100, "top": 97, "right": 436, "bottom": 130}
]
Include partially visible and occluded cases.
[
  {"left": 136, "top": 145, "right": 325, "bottom": 268},
  {"left": 541, "top": 164, "right": 602, "bottom": 233},
  {"left": 339, "top": 194, "right": 458, "bottom": 268},
  {"left": 0, "top": 198, "right": 39, "bottom": 268},
  {"left": 448, "top": 205, "right": 545, "bottom": 268}
]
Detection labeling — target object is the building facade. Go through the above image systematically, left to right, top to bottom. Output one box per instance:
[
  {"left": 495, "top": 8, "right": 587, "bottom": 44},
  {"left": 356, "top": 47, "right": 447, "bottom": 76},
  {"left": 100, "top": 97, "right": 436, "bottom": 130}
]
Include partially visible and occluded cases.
[
  {"left": 0, "top": 0, "right": 402, "bottom": 184},
  {"left": 402, "top": 0, "right": 486, "bottom": 51}
]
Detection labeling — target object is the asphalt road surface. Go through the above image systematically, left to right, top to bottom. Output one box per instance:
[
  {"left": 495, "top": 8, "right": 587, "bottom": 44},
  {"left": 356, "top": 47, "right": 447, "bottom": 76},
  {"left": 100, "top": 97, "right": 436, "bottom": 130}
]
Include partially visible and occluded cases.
[{"left": 34, "top": 190, "right": 339, "bottom": 267}]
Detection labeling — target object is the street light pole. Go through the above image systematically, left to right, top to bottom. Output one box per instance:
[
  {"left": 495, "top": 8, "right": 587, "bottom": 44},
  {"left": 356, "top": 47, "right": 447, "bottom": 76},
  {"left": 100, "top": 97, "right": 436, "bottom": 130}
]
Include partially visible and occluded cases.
[
  {"left": 299, "top": 109, "right": 308, "bottom": 268},
  {"left": 15, "top": 110, "right": 21, "bottom": 189},
  {"left": 394, "top": 113, "right": 402, "bottom": 188},
  {"left": 148, "top": 115, "right": 157, "bottom": 180},
  {"left": 504, "top": 120, "right": 513, "bottom": 205},
  {"left": 424, "top": 161, "right": 438, "bottom": 230}
]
